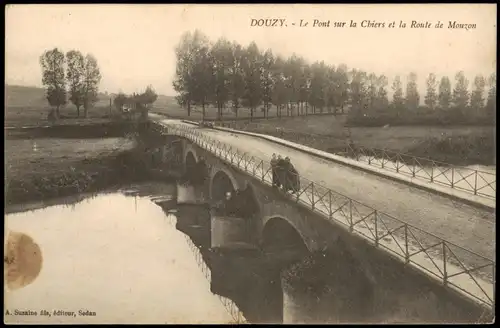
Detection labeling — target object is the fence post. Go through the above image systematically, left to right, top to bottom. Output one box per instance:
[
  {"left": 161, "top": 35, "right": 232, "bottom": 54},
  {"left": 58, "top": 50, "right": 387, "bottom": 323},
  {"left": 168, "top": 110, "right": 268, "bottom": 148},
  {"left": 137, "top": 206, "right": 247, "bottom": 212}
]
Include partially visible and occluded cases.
[
  {"left": 261, "top": 161, "right": 265, "bottom": 181},
  {"left": 430, "top": 163, "right": 434, "bottom": 182},
  {"left": 451, "top": 168, "right": 454, "bottom": 188},
  {"left": 474, "top": 171, "right": 478, "bottom": 195},
  {"left": 311, "top": 183, "right": 315, "bottom": 210},
  {"left": 328, "top": 191, "right": 333, "bottom": 219},
  {"left": 349, "top": 200, "right": 353, "bottom": 232},
  {"left": 374, "top": 210, "right": 379, "bottom": 247},
  {"left": 404, "top": 225, "right": 409, "bottom": 264},
  {"left": 442, "top": 242, "right": 448, "bottom": 286}
]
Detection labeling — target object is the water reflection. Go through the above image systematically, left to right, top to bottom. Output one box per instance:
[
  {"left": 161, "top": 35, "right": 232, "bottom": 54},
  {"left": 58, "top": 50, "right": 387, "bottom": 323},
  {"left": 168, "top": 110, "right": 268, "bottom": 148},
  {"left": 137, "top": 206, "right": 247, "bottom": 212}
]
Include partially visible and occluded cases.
[
  {"left": 4, "top": 182, "right": 307, "bottom": 324},
  {"left": 4, "top": 185, "right": 234, "bottom": 324}
]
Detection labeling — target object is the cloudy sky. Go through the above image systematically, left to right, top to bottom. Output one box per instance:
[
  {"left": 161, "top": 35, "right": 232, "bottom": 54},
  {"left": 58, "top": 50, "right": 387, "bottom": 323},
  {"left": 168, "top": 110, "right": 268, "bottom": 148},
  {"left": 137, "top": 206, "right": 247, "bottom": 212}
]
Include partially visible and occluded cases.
[{"left": 5, "top": 4, "right": 496, "bottom": 96}]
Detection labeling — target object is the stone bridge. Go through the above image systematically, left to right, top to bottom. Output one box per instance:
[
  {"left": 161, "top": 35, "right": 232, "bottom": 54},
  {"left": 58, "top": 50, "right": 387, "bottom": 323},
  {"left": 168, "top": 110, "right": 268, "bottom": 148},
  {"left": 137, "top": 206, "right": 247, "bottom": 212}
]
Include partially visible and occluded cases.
[{"left": 146, "top": 121, "right": 492, "bottom": 323}]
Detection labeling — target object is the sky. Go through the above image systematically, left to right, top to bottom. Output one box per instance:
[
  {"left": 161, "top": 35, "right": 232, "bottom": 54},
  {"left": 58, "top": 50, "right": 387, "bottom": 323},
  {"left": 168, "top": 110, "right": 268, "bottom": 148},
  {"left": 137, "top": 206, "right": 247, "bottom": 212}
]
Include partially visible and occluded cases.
[{"left": 5, "top": 4, "right": 497, "bottom": 97}]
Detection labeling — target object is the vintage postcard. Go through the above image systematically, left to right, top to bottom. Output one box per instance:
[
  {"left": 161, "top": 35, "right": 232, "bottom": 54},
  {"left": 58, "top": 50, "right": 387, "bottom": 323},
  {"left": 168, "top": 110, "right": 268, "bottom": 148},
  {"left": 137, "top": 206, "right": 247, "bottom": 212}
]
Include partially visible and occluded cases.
[{"left": 4, "top": 3, "right": 496, "bottom": 324}]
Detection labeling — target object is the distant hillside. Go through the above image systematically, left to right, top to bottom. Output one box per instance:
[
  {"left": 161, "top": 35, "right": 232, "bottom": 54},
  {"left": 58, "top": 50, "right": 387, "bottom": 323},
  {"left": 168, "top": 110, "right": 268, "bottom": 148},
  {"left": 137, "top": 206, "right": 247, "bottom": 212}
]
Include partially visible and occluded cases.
[
  {"left": 5, "top": 84, "right": 113, "bottom": 109},
  {"left": 4, "top": 85, "right": 176, "bottom": 110},
  {"left": 5, "top": 85, "right": 47, "bottom": 108}
]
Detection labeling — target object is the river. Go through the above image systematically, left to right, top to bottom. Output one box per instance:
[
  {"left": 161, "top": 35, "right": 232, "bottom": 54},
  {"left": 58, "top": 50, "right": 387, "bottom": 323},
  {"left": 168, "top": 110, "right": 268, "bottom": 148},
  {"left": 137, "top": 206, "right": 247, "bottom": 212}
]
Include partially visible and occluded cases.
[{"left": 4, "top": 183, "right": 245, "bottom": 324}]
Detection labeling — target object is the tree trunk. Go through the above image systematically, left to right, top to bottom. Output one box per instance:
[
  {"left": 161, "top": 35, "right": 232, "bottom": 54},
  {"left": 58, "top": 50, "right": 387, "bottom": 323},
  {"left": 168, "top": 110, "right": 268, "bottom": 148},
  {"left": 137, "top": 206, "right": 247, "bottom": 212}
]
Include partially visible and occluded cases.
[
  {"left": 187, "top": 102, "right": 191, "bottom": 116},
  {"left": 202, "top": 103, "right": 206, "bottom": 122},
  {"left": 76, "top": 106, "right": 80, "bottom": 118},
  {"left": 84, "top": 106, "right": 88, "bottom": 118},
  {"left": 235, "top": 106, "right": 239, "bottom": 118},
  {"left": 250, "top": 107, "right": 254, "bottom": 121}
]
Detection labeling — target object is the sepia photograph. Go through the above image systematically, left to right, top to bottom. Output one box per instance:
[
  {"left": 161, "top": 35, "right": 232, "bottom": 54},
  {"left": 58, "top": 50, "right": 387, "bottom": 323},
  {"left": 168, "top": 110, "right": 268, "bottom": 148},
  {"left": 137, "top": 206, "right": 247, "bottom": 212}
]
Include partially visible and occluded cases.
[{"left": 4, "top": 3, "right": 496, "bottom": 324}]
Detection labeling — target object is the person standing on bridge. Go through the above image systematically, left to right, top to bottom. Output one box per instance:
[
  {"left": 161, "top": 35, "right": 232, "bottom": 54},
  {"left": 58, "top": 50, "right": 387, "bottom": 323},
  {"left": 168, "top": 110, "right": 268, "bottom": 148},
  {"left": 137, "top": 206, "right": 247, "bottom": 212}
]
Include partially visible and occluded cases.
[
  {"left": 271, "top": 153, "right": 280, "bottom": 188},
  {"left": 284, "top": 157, "right": 300, "bottom": 194}
]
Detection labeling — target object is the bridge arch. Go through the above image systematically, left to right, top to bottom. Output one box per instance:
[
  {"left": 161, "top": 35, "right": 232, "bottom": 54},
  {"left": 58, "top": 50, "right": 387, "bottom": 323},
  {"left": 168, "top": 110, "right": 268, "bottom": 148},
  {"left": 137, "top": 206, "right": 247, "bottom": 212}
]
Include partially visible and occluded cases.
[
  {"left": 183, "top": 144, "right": 198, "bottom": 165},
  {"left": 184, "top": 151, "right": 198, "bottom": 180},
  {"left": 210, "top": 168, "right": 240, "bottom": 204},
  {"left": 241, "top": 182, "right": 262, "bottom": 217},
  {"left": 261, "top": 216, "right": 310, "bottom": 254}
]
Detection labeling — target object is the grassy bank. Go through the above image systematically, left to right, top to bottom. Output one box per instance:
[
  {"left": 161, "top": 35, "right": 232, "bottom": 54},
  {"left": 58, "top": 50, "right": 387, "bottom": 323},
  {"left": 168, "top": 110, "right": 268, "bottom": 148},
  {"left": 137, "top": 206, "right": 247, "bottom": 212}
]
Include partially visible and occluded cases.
[{"left": 4, "top": 122, "right": 169, "bottom": 207}]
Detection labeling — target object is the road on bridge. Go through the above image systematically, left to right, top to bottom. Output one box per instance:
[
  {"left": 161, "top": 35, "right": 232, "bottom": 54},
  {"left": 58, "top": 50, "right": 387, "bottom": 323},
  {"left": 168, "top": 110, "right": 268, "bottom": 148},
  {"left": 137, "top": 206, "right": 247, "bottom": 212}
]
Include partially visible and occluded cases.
[{"left": 153, "top": 117, "right": 494, "bottom": 262}]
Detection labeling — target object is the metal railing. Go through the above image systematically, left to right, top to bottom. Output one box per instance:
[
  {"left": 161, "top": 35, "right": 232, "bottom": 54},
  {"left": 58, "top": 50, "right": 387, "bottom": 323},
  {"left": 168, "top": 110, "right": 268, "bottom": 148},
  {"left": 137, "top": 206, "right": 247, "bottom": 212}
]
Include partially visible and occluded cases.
[
  {"left": 156, "top": 121, "right": 495, "bottom": 310},
  {"left": 212, "top": 121, "right": 496, "bottom": 201},
  {"left": 165, "top": 214, "right": 248, "bottom": 324}
]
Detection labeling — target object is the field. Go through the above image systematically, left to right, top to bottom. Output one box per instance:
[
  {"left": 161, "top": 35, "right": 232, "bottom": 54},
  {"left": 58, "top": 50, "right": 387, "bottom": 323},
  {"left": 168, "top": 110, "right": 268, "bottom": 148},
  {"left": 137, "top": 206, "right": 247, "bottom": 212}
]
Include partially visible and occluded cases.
[
  {"left": 152, "top": 104, "right": 495, "bottom": 165},
  {"left": 5, "top": 137, "right": 136, "bottom": 182}
]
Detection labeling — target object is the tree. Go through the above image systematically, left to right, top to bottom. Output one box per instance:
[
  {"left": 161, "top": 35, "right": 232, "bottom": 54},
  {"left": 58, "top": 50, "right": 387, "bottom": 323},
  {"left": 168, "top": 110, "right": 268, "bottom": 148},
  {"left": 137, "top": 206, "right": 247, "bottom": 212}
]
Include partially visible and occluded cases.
[
  {"left": 172, "top": 30, "right": 210, "bottom": 118},
  {"left": 173, "top": 31, "right": 195, "bottom": 117},
  {"left": 210, "top": 37, "right": 232, "bottom": 120},
  {"left": 190, "top": 39, "right": 213, "bottom": 121},
  {"left": 228, "top": 42, "right": 245, "bottom": 118},
  {"left": 241, "top": 42, "right": 263, "bottom": 121},
  {"left": 40, "top": 48, "right": 66, "bottom": 118},
  {"left": 261, "top": 49, "right": 275, "bottom": 118},
  {"left": 66, "top": 50, "right": 85, "bottom": 117},
  {"left": 82, "top": 54, "right": 102, "bottom": 118},
  {"left": 271, "top": 56, "right": 288, "bottom": 117},
  {"left": 308, "top": 61, "right": 327, "bottom": 114},
  {"left": 335, "top": 64, "right": 350, "bottom": 113},
  {"left": 452, "top": 71, "right": 470, "bottom": 115},
  {"left": 405, "top": 72, "right": 419, "bottom": 111},
  {"left": 366, "top": 73, "right": 378, "bottom": 111},
  {"left": 424, "top": 73, "right": 438, "bottom": 110},
  {"left": 485, "top": 73, "right": 496, "bottom": 119},
  {"left": 376, "top": 75, "right": 389, "bottom": 111},
  {"left": 391, "top": 75, "right": 404, "bottom": 115},
  {"left": 470, "top": 75, "right": 486, "bottom": 116},
  {"left": 438, "top": 76, "right": 452, "bottom": 111},
  {"left": 141, "top": 85, "right": 158, "bottom": 119},
  {"left": 113, "top": 92, "right": 128, "bottom": 111}
]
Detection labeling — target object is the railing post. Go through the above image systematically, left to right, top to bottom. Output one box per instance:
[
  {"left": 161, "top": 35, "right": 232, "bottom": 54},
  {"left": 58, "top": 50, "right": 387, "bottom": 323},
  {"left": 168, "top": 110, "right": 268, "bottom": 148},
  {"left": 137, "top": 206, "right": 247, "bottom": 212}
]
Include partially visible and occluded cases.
[
  {"left": 412, "top": 158, "right": 416, "bottom": 177},
  {"left": 261, "top": 161, "right": 265, "bottom": 181},
  {"left": 430, "top": 163, "right": 434, "bottom": 182},
  {"left": 451, "top": 168, "right": 454, "bottom": 188},
  {"left": 474, "top": 171, "right": 478, "bottom": 195},
  {"left": 311, "top": 183, "right": 315, "bottom": 210},
  {"left": 328, "top": 191, "right": 333, "bottom": 219},
  {"left": 349, "top": 200, "right": 353, "bottom": 232},
  {"left": 374, "top": 210, "right": 379, "bottom": 247},
  {"left": 404, "top": 224, "right": 409, "bottom": 264},
  {"left": 442, "top": 242, "right": 448, "bottom": 286}
]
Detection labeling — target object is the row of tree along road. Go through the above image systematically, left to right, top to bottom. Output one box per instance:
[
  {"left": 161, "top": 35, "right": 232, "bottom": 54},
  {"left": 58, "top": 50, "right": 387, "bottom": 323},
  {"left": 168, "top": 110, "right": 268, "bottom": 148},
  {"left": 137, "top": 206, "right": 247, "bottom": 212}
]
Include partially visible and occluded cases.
[{"left": 173, "top": 29, "right": 496, "bottom": 126}]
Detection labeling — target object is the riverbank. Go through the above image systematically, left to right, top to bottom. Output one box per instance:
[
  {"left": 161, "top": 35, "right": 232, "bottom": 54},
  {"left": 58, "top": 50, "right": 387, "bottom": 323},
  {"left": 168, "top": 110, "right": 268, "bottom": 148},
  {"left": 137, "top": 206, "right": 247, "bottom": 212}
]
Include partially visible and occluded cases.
[{"left": 4, "top": 122, "right": 175, "bottom": 208}]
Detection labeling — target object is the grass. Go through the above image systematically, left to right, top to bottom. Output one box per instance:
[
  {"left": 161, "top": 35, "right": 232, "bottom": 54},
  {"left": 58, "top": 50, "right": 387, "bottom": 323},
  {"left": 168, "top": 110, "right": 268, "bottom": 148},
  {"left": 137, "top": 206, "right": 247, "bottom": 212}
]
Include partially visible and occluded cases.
[
  {"left": 152, "top": 103, "right": 494, "bottom": 165},
  {"left": 208, "top": 116, "right": 495, "bottom": 166},
  {"left": 3, "top": 122, "right": 167, "bottom": 207}
]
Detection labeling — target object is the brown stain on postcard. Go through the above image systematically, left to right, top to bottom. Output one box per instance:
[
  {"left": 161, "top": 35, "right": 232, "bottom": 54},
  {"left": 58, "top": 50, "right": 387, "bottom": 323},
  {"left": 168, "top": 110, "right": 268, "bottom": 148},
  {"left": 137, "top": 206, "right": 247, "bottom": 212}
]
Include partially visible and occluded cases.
[{"left": 4, "top": 231, "right": 43, "bottom": 290}]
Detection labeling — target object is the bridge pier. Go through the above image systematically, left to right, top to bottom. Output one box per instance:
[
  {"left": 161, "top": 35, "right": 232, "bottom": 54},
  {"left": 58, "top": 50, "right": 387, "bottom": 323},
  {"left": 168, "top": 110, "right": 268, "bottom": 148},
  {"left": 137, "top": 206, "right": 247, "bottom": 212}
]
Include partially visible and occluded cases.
[
  {"left": 175, "top": 183, "right": 211, "bottom": 248},
  {"left": 210, "top": 215, "right": 256, "bottom": 250},
  {"left": 280, "top": 249, "right": 374, "bottom": 324}
]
